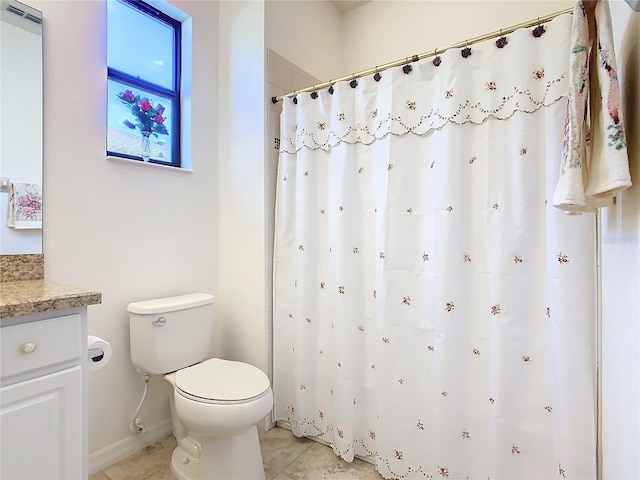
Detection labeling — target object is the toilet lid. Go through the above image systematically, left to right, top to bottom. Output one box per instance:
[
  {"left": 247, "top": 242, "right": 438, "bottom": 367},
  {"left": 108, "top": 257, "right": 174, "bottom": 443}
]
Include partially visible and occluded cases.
[{"left": 175, "top": 358, "right": 270, "bottom": 402}]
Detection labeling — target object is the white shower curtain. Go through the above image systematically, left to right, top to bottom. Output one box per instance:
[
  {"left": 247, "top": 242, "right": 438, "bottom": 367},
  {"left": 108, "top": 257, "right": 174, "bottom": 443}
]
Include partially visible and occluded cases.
[{"left": 273, "top": 14, "right": 596, "bottom": 480}]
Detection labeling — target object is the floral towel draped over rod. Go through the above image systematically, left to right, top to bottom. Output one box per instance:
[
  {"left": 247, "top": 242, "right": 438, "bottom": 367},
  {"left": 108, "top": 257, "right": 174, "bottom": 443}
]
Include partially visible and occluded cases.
[{"left": 274, "top": 12, "right": 599, "bottom": 480}]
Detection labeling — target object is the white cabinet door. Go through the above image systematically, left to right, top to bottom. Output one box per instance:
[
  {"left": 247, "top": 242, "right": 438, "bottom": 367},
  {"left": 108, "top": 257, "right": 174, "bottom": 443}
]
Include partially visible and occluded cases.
[{"left": 1, "top": 366, "right": 82, "bottom": 480}]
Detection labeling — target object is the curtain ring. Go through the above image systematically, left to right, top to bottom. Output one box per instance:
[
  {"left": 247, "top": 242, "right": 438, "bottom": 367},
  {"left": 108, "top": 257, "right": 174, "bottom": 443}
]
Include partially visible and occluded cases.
[
  {"left": 533, "top": 17, "right": 545, "bottom": 37},
  {"left": 496, "top": 29, "right": 508, "bottom": 48},
  {"left": 461, "top": 40, "right": 472, "bottom": 58},
  {"left": 433, "top": 48, "right": 442, "bottom": 67},
  {"left": 374, "top": 67, "right": 382, "bottom": 82},
  {"left": 328, "top": 82, "right": 335, "bottom": 94}
]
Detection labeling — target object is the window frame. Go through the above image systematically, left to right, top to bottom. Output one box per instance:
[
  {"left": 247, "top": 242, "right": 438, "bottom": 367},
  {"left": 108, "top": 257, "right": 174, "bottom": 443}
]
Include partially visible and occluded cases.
[{"left": 107, "top": 0, "right": 182, "bottom": 167}]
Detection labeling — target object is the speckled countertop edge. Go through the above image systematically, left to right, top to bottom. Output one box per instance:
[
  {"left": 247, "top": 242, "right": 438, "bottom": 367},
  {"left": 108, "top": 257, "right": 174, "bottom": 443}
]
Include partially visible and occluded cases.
[{"left": 0, "top": 280, "right": 102, "bottom": 319}]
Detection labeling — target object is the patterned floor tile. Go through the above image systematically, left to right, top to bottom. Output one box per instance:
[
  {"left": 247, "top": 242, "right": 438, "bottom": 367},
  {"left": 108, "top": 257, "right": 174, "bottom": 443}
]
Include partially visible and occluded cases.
[
  {"left": 261, "top": 426, "right": 315, "bottom": 479},
  {"left": 95, "top": 427, "right": 383, "bottom": 480},
  {"left": 102, "top": 435, "right": 177, "bottom": 480},
  {"left": 282, "top": 442, "right": 383, "bottom": 480},
  {"left": 141, "top": 462, "right": 177, "bottom": 480},
  {"left": 89, "top": 472, "right": 111, "bottom": 480}
]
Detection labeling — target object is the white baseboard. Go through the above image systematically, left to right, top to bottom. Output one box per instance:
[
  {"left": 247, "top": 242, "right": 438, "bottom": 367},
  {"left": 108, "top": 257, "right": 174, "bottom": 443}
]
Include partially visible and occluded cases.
[{"left": 88, "top": 418, "right": 173, "bottom": 474}]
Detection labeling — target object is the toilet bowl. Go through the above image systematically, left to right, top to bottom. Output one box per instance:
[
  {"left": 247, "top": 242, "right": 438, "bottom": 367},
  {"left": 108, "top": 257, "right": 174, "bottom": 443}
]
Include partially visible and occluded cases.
[
  {"left": 128, "top": 294, "right": 273, "bottom": 480},
  {"left": 165, "top": 359, "right": 273, "bottom": 480}
]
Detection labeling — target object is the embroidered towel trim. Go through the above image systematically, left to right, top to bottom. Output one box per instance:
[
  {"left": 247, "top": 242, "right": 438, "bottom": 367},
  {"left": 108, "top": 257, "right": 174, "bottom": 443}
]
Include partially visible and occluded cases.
[
  {"left": 553, "top": 0, "right": 632, "bottom": 212},
  {"left": 7, "top": 182, "right": 43, "bottom": 229}
]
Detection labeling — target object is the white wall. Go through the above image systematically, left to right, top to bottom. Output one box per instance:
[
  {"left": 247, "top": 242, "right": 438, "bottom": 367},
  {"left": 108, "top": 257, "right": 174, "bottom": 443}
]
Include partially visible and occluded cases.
[
  {"left": 29, "top": 0, "right": 219, "bottom": 462},
  {"left": 217, "top": 0, "right": 267, "bottom": 373},
  {"left": 265, "top": 0, "right": 343, "bottom": 82},
  {"left": 341, "top": 0, "right": 574, "bottom": 75},
  {"left": 601, "top": 3, "right": 640, "bottom": 479}
]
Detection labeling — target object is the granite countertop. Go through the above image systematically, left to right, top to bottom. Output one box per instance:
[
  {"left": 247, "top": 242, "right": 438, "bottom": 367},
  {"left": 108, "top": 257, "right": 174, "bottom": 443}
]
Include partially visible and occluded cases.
[{"left": 0, "top": 280, "right": 102, "bottom": 319}]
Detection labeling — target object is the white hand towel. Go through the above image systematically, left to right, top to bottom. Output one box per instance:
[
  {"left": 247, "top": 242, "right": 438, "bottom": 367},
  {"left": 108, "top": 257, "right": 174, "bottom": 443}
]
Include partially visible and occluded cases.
[
  {"left": 553, "top": 0, "right": 632, "bottom": 213},
  {"left": 7, "top": 182, "right": 42, "bottom": 229}
]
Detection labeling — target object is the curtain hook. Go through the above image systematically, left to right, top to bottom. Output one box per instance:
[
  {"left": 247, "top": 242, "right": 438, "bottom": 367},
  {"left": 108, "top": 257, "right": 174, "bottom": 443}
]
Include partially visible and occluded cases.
[
  {"left": 533, "top": 17, "right": 545, "bottom": 37},
  {"left": 496, "top": 28, "right": 508, "bottom": 48},
  {"left": 461, "top": 39, "right": 472, "bottom": 58},
  {"left": 433, "top": 48, "right": 442, "bottom": 67},
  {"left": 374, "top": 67, "right": 382, "bottom": 82},
  {"left": 350, "top": 75, "right": 358, "bottom": 88},
  {"left": 328, "top": 81, "right": 334, "bottom": 95},
  {"left": 310, "top": 86, "right": 318, "bottom": 100},
  {"left": 292, "top": 90, "right": 298, "bottom": 104}
]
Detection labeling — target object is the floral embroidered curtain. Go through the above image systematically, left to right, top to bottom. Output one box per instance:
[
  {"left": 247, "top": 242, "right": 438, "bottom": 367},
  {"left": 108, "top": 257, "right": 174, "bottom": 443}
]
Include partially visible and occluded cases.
[{"left": 273, "top": 13, "right": 597, "bottom": 479}]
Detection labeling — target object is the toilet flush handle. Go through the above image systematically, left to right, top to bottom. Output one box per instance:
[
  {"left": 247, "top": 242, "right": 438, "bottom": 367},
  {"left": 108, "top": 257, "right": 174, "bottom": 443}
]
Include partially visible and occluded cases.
[{"left": 152, "top": 316, "right": 167, "bottom": 326}]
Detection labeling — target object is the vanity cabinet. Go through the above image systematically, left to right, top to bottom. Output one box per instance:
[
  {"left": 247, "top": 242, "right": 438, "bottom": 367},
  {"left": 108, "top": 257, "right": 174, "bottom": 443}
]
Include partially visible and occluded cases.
[{"left": 1, "top": 310, "right": 88, "bottom": 480}]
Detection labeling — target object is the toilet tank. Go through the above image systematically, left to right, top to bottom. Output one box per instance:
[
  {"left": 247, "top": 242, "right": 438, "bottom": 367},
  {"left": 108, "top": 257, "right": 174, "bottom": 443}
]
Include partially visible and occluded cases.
[{"left": 128, "top": 293, "right": 214, "bottom": 375}]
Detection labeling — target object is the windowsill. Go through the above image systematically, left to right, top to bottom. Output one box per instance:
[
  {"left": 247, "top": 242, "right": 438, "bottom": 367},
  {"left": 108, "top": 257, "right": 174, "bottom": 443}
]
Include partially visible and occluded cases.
[{"left": 107, "top": 155, "right": 193, "bottom": 173}]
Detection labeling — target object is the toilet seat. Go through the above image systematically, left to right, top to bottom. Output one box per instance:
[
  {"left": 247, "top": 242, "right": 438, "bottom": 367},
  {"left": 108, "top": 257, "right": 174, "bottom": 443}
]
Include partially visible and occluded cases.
[{"left": 174, "top": 358, "right": 271, "bottom": 405}]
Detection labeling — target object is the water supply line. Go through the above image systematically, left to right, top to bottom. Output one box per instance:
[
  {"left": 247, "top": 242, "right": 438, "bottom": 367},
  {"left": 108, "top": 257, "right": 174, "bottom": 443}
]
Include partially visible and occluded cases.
[{"left": 129, "top": 373, "right": 150, "bottom": 434}]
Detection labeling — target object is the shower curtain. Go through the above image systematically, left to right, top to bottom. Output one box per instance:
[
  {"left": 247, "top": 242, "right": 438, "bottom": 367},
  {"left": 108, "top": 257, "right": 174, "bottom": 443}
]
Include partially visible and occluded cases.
[{"left": 273, "top": 13, "right": 596, "bottom": 480}]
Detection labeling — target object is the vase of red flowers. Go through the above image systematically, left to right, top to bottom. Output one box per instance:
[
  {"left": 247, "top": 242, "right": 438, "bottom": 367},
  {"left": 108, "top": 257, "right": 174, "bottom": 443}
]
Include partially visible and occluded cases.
[
  {"left": 117, "top": 89, "right": 168, "bottom": 161},
  {"left": 140, "top": 131, "right": 151, "bottom": 161}
]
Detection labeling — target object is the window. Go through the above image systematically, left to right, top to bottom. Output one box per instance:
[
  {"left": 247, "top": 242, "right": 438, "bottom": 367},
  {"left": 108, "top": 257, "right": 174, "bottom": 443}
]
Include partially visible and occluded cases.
[{"left": 107, "top": 0, "right": 181, "bottom": 167}]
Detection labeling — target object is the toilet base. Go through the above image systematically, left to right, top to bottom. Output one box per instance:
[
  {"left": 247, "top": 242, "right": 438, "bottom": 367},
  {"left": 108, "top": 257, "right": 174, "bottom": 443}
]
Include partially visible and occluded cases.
[{"left": 170, "top": 427, "right": 265, "bottom": 480}]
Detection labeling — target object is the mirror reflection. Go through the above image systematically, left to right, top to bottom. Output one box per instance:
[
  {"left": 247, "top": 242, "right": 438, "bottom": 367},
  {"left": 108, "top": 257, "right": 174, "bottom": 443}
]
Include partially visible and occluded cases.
[{"left": 0, "top": 0, "right": 42, "bottom": 255}]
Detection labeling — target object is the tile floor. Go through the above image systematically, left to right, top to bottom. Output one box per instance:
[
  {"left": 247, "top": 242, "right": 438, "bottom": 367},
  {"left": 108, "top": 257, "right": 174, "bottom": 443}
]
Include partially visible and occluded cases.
[{"left": 90, "top": 426, "right": 384, "bottom": 480}]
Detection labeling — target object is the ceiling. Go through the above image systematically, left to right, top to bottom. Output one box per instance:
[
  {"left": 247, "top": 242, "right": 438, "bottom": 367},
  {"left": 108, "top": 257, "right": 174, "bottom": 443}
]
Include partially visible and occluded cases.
[{"left": 328, "top": 0, "right": 371, "bottom": 14}]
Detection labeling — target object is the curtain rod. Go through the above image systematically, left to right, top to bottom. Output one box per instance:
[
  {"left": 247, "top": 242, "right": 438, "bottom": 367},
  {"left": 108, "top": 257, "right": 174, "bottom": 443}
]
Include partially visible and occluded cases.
[{"left": 272, "top": 6, "right": 573, "bottom": 104}]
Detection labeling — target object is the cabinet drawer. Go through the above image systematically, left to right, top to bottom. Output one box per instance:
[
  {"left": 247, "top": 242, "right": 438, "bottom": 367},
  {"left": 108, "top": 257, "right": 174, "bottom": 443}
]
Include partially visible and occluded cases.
[{"left": 1, "top": 314, "right": 82, "bottom": 379}]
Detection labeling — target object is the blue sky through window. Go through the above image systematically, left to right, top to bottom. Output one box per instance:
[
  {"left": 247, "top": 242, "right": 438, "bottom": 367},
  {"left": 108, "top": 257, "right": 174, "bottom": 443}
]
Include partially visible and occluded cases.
[{"left": 107, "top": 0, "right": 175, "bottom": 90}]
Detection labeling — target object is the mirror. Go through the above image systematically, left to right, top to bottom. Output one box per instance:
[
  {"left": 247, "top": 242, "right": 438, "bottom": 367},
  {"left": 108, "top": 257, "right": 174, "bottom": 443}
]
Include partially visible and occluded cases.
[{"left": 0, "top": 0, "right": 42, "bottom": 255}]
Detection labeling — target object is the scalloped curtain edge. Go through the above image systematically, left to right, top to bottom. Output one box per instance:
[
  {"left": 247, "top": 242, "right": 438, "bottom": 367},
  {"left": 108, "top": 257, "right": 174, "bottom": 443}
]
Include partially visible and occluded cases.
[{"left": 280, "top": 94, "right": 568, "bottom": 155}]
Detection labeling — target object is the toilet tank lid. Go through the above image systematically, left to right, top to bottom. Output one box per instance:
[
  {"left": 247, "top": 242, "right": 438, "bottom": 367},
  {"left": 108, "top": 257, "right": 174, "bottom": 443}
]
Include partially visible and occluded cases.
[{"left": 127, "top": 293, "right": 214, "bottom": 314}]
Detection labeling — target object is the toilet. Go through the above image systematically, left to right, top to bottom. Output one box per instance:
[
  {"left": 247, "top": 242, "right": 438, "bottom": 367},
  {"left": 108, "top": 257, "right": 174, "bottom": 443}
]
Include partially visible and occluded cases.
[{"left": 128, "top": 293, "right": 273, "bottom": 480}]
